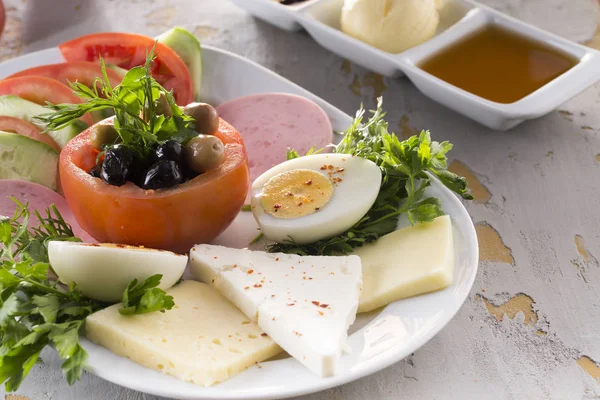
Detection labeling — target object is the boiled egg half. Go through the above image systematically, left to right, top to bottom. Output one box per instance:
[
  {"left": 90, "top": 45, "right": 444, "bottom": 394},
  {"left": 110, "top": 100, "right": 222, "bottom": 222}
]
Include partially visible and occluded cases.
[
  {"left": 251, "top": 153, "right": 382, "bottom": 244},
  {"left": 48, "top": 242, "right": 187, "bottom": 302}
]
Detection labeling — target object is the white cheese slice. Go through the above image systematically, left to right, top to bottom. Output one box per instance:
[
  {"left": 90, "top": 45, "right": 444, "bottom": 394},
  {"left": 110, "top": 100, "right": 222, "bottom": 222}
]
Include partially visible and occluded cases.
[
  {"left": 354, "top": 215, "right": 454, "bottom": 313},
  {"left": 189, "top": 245, "right": 362, "bottom": 377},
  {"left": 86, "top": 281, "right": 282, "bottom": 386}
]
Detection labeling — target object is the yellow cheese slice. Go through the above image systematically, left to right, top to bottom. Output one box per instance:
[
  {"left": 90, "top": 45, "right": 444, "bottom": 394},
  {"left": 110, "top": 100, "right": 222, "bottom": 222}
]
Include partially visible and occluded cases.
[
  {"left": 355, "top": 215, "right": 454, "bottom": 313},
  {"left": 86, "top": 280, "right": 282, "bottom": 386}
]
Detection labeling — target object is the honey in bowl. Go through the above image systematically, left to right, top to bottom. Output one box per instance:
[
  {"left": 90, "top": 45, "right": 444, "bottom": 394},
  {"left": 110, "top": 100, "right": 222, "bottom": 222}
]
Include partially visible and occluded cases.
[{"left": 419, "top": 25, "right": 578, "bottom": 104}]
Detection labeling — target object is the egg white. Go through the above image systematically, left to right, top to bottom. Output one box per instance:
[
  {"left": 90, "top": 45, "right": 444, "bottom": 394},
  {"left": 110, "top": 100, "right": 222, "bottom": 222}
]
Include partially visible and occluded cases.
[
  {"left": 251, "top": 153, "right": 382, "bottom": 244},
  {"left": 48, "top": 242, "right": 187, "bottom": 302}
]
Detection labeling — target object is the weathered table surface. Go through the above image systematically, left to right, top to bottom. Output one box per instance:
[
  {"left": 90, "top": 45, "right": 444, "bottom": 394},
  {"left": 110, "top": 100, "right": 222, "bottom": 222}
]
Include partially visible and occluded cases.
[{"left": 1, "top": 0, "right": 600, "bottom": 399}]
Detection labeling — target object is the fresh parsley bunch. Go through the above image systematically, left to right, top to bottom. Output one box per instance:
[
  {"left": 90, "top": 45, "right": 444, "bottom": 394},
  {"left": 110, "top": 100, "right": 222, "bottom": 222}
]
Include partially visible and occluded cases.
[
  {"left": 39, "top": 48, "right": 197, "bottom": 158},
  {"left": 268, "top": 97, "right": 472, "bottom": 256},
  {"left": 0, "top": 200, "right": 174, "bottom": 391}
]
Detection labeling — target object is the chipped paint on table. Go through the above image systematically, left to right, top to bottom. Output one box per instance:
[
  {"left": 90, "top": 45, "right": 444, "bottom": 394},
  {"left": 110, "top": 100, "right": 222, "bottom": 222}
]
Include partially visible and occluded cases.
[{"left": 1, "top": 0, "right": 600, "bottom": 399}]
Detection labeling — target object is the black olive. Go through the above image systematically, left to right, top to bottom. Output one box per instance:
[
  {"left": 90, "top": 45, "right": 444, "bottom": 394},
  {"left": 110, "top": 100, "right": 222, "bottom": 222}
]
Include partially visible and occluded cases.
[
  {"left": 155, "top": 140, "right": 183, "bottom": 162},
  {"left": 101, "top": 145, "right": 135, "bottom": 187},
  {"left": 130, "top": 153, "right": 154, "bottom": 188},
  {"left": 141, "top": 160, "right": 184, "bottom": 190},
  {"left": 180, "top": 163, "right": 200, "bottom": 181},
  {"left": 89, "top": 165, "right": 102, "bottom": 178}
]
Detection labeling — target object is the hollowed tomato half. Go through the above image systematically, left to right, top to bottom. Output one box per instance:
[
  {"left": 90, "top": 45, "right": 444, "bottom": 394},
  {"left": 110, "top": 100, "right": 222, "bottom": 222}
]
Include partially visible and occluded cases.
[{"left": 59, "top": 119, "right": 250, "bottom": 253}]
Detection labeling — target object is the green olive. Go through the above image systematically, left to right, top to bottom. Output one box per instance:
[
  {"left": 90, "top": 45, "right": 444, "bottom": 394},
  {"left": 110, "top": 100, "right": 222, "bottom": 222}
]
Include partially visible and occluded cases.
[
  {"left": 142, "top": 92, "right": 172, "bottom": 121},
  {"left": 183, "top": 102, "right": 219, "bottom": 135},
  {"left": 89, "top": 123, "right": 119, "bottom": 149},
  {"left": 184, "top": 134, "right": 225, "bottom": 173}
]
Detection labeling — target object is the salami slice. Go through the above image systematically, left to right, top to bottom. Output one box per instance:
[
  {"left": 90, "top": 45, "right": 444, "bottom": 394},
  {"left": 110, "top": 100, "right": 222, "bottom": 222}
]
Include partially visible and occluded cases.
[
  {"left": 216, "top": 93, "right": 333, "bottom": 183},
  {"left": 0, "top": 180, "right": 96, "bottom": 243}
]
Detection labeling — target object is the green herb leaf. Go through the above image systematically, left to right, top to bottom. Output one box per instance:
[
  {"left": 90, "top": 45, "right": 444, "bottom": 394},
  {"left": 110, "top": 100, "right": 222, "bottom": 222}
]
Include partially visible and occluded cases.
[
  {"left": 286, "top": 148, "right": 300, "bottom": 160},
  {"left": 0, "top": 216, "right": 11, "bottom": 245},
  {"left": 119, "top": 275, "right": 174, "bottom": 316},
  {"left": 0, "top": 295, "right": 21, "bottom": 328},
  {"left": 32, "top": 295, "right": 60, "bottom": 324},
  {"left": 50, "top": 322, "right": 83, "bottom": 360},
  {"left": 60, "top": 343, "right": 87, "bottom": 385}
]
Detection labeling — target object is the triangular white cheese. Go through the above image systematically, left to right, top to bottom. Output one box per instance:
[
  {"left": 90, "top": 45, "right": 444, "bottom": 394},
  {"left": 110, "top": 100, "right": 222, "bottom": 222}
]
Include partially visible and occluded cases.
[{"left": 190, "top": 245, "right": 362, "bottom": 377}]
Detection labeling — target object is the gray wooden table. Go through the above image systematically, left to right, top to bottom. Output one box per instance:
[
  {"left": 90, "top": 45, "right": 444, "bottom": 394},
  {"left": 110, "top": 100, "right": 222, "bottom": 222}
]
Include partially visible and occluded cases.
[{"left": 1, "top": 0, "right": 600, "bottom": 399}]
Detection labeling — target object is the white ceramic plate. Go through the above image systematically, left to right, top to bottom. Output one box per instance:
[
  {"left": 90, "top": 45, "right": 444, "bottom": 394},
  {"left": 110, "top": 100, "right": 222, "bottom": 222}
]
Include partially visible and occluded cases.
[
  {"left": 231, "top": 0, "right": 600, "bottom": 130},
  {"left": 0, "top": 46, "right": 479, "bottom": 400}
]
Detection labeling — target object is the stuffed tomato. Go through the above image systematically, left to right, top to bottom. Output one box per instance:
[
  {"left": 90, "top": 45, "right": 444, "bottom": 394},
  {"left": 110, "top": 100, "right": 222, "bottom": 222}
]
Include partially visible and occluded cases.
[{"left": 59, "top": 118, "right": 249, "bottom": 253}]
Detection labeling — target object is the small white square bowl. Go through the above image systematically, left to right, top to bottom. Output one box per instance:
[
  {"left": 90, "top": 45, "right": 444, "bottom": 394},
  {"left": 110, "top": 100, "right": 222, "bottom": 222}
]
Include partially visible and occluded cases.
[{"left": 231, "top": 0, "right": 600, "bottom": 131}]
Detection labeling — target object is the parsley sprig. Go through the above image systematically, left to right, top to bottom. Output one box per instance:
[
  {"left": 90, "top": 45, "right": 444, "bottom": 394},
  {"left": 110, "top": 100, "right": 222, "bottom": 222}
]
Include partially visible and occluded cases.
[
  {"left": 38, "top": 48, "right": 197, "bottom": 157},
  {"left": 267, "top": 98, "right": 472, "bottom": 256},
  {"left": 0, "top": 200, "right": 174, "bottom": 391},
  {"left": 119, "top": 275, "right": 174, "bottom": 316}
]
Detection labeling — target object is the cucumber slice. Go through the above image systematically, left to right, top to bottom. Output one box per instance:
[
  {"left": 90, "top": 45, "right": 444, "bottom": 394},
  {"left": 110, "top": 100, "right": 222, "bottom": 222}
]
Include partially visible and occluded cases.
[
  {"left": 157, "top": 27, "right": 203, "bottom": 101},
  {"left": 0, "top": 95, "right": 85, "bottom": 148},
  {"left": 0, "top": 131, "right": 59, "bottom": 190}
]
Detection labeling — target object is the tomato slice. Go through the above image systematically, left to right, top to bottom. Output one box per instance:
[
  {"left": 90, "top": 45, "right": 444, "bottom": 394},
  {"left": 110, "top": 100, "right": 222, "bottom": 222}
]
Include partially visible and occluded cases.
[
  {"left": 59, "top": 33, "right": 193, "bottom": 106},
  {"left": 6, "top": 61, "right": 123, "bottom": 90},
  {"left": 0, "top": 76, "right": 93, "bottom": 126},
  {"left": 0, "top": 116, "right": 60, "bottom": 152},
  {"left": 59, "top": 119, "right": 249, "bottom": 253}
]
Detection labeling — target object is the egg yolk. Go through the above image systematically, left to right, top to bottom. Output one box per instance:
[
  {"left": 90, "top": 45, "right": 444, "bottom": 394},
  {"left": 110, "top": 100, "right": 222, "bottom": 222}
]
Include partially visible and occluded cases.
[{"left": 260, "top": 169, "right": 333, "bottom": 219}]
